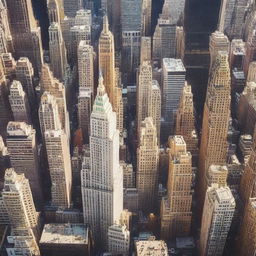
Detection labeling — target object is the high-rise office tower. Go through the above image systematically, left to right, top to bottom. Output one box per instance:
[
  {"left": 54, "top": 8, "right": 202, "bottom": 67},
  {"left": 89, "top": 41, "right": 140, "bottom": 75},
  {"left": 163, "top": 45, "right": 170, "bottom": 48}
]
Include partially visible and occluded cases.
[
  {"left": 0, "top": 0, "right": 13, "bottom": 54},
  {"left": 6, "top": 0, "right": 43, "bottom": 75},
  {"left": 47, "top": 0, "right": 65, "bottom": 24},
  {"left": 63, "top": 0, "right": 82, "bottom": 17},
  {"left": 121, "top": 0, "right": 142, "bottom": 83},
  {"left": 141, "top": 0, "right": 152, "bottom": 36},
  {"left": 153, "top": 0, "right": 179, "bottom": 63},
  {"left": 163, "top": 0, "right": 186, "bottom": 24},
  {"left": 218, "top": 0, "right": 249, "bottom": 39},
  {"left": 69, "top": 9, "right": 92, "bottom": 63},
  {"left": 99, "top": 15, "right": 116, "bottom": 106},
  {"left": 99, "top": 16, "right": 123, "bottom": 132},
  {"left": 49, "top": 22, "right": 67, "bottom": 82},
  {"left": 176, "top": 26, "right": 185, "bottom": 60},
  {"left": 243, "top": 29, "right": 256, "bottom": 76},
  {"left": 209, "top": 31, "right": 230, "bottom": 70},
  {"left": 140, "top": 36, "right": 151, "bottom": 63},
  {"left": 229, "top": 39, "right": 245, "bottom": 70},
  {"left": 77, "top": 41, "right": 94, "bottom": 142},
  {"left": 198, "top": 51, "right": 231, "bottom": 214},
  {"left": 1, "top": 52, "right": 16, "bottom": 78},
  {"left": 15, "top": 57, "right": 35, "bottom": 106},
  {"left": 161, "top": 58, "right": 186, "bottom": 140},
  {"left": 0, "top": 59, "right": 11, "bottom": 137},
  {"left": 136, "top": 61, "right": 161, "bottom": 141},
  {"left": 247, "top": 61, "right": 256, "bottom": 82},
  {"left": 40, "top": 64, "right": 70, "bottom": 137},
  {"left": 81, "top": 76, "right": 123, "bottom": 247},
  {"left": 8, "top": 80, "right": 31, "bottom": 124},
  {"left": 175, "top": 83, "right": 198, "bottom": 163},
  {"left": 39, "top": 92, "right": 62, "bottom": 136},
  {"left": 137, "top": 117, "right": 159, "bottom": 213},
  {"left": 6, "top": 122, "right": 43, "bottom": 208},
  {"left": 240, "top": 127, "right": 256, "bottom": 204},
  {"left": 45, "top": 129, "right": 72, "bottom": 208},
  {"left": 160, "top": 136, "right": 192, "bottom": 239},
  {"left": 2, "top": 168, "right": 41, "bottom": 256},
  {"left": 199, "top": 185, "right": 235, "bottom": 256},
  {"left": 239, "top": 197, "right": 256, "bottom": 255},
  {"left": 108, "top": 224, "right": 130, "bottom": 255}
]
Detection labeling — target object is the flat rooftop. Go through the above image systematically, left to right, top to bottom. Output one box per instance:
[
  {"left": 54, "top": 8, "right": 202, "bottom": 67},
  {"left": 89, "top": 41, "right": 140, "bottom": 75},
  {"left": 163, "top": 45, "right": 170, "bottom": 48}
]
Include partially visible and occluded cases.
[
  {"left": 162, "top": 58, "right": 186, "bottom": 72},
  {"left": 40, "top": 223, "right": 89, "bottom": 245},
  {"left": 136, "top": 240, "right": 168, "bottom": 256}
]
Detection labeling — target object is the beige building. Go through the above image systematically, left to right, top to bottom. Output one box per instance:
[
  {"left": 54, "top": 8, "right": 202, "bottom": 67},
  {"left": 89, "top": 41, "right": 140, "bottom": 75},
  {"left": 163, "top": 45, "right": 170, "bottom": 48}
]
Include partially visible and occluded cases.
[
  {"left": 6, "top": 0, "right": 43, "bottom": 75},
  {"left": 47, "top": 0, "right": 65, "bottom": 24},
  {"left": 141, "top": 0, "right": 152, "bottom": 36},
  {"left": 99, "top": 16, "right": 123, "bottom": 132},
  {"left": 49, "top": 22, "right": 67, "bottom": 82},
  {"left": 209, "top": 31, "right": 230, "bottom": 70},
  {"left": 140, "top": 37, "right": 151, "bottom": 63},
  {"left": 77, "top": 41, "right": 94, "bottom": 142},
  {"left": 198, "top": 51, "right": 231, "bottom": 215},
  {"left": 15, "top": 57, "right": 35, "bottom": 105},
  {"left": 0, "top": 59, "right": 11, "bottom": 136},
  {"left": 137, "top": 61, "right": 161, "bottom": 141},
  {"left": 247, "top": 61, "right": 256, "bottom": 83},
  {"left": 40, "top": 64, "right": 70, "bottom": 138},
  {"left": 9, "top": 80, "right": 31, "bottom": 124},
  {"left": 175, "top": 83, "right": 198, "bottom": 163},
  {"left": 39, "top": 92, "right": 62, "bottom": 138},
  {"left": 137, "top": 117, "right": 159, "bottom": 213},
  {"left": 6, "top": 122, "right": 43, "bottom": 208},
  {"left": 240, "top": 126, "right": 256, "bottom": 205},
  {"left": 45, "top": 129, "right": 72, "bottom": 208},
  {"left": 161, "top": 136, "right": 192, "bottom": 240},
  {"left": 206, "top": 165, "right": 228, "bottom": 188},
  {"left": 2, "top": 168, "right": 41, "bottom": 256},
  {"left": 199, "top": 185, "right": 235, "bottom": 256},
  {"left": 239, "top": 197, "right": 256, "bottom": 256},
  {"left": 108, "top": 224, "right": 130, "bottom": 255},
  {"left": 136, "top": 240, "right": 168, "bottom": 256}
]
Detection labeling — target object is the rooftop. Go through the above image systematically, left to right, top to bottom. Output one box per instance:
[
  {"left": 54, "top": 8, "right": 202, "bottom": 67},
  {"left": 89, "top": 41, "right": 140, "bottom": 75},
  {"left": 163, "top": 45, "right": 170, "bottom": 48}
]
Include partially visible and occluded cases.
[
  {"left": 162, "top": 58, "right": 186, "bottom": 72},
  {"left": 40, "top": 223, "right": 89, "bottom": 245},
  {"left": 136, "top": 240, "right": 168, "bottom": 256}
]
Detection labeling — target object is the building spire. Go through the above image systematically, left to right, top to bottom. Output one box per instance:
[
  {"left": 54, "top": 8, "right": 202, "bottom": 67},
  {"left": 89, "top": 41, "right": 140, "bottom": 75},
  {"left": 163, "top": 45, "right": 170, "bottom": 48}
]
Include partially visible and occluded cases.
[{"left": 103, "top": 14, "right": 109, "bottom": 33}]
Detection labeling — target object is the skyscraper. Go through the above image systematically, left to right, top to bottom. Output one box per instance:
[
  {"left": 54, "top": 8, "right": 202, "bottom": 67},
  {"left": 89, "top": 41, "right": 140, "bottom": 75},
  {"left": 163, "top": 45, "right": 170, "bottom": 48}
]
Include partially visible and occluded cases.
[
  {"left": 0, "top": 0, "right": 13, "bottom": 54},
  {"left": 6, "top": 0, "right": 43, "bottom": 75},
  {"left": 47, "top": 0, "right": 65, "bottom": 24},
  {"left": 63, "top": 0, "right": 82, "bottom": 17},
  {"left": 121, "top": 0, "right": 142, "bottom": 83},
  {"left": 141, "top": 0, "right": 152, "bottom": 36},
  {"left": 99, "top": 16, "right": 123, "bottom": 132},
  {"left": 99, "top": 16, "right": 116, "bottom": 107},
  {"left": 49, "top": 22, "right": 67, "bottom": 82},
  {"left": 209, "top": 31, "right": 230, "bottom": 70},
  {"left": 140, "top": 36, "right": 151, "bottom": 63},
  {"left": 77, "top": 41, "right": 94, "bottom": 142},
  {"left": 198, "top": 51, "right": 231, "bottom": 214},
  {"left": 15, "top": 57, "right": 35, "bottom": 106},
  {"left": 161, "top": 58, "right": 186, "bottom": 140},
  {"left": 0, "top": 59, "right": 11, "bottom": 137},
  {"left": 136, "top": 61, "right": 161, "bottom": 141},
  {"left": 40, "top": 64, "right": 70, "bottom": 138},
  {"left": 81, "top": 76, "right": 123, "bottom": 247},
  {"left": 8, "top": 80, "right": 31, "bottom": 124},
  {"left": 175, "top": 83, "right": 198, "bottom": 163},
  {"left": 39, "top": 92, "right": 62, "bottom": 136},
  {"left": 137, "top": 117, "right": 159, "bottom": 213},
  {"left": 6, "top": 122, "right": 43, "bottom": 208},
  {"left": 240, "top": 126, "right": 256, "bottom": 205},
  {"left": 44, "top": 129, "right": 72, "bottom": 208},
  {"left": 160, "top": 136, "right": 192, "bottom": 239},
  {"left": 2, "top": 168, "right": 41, "bottom": 256},
  {"left": 199, "top": 185, "right": 235, "bottom": 256},
  {"left": 239, "top": 197, "right": 256, "bottom": 256},
  {"left": 108, "top": 224, "right": 130, "bottom": 255}
]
